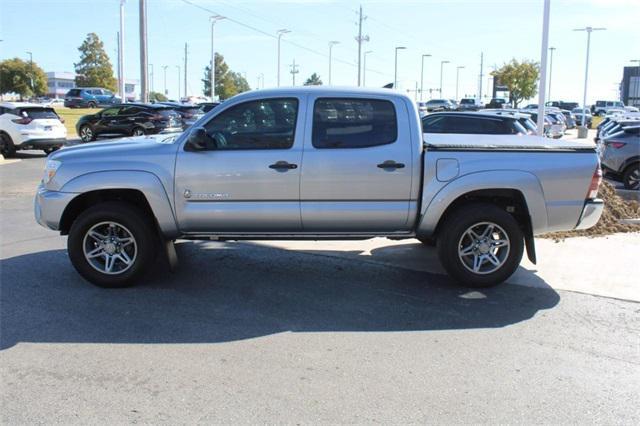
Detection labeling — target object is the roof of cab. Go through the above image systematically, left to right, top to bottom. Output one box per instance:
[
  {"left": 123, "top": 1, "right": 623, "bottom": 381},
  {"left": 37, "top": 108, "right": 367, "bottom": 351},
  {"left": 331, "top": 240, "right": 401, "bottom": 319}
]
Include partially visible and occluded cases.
[{"left": 227, "top": 86, "right": 412, "bottom": 102}]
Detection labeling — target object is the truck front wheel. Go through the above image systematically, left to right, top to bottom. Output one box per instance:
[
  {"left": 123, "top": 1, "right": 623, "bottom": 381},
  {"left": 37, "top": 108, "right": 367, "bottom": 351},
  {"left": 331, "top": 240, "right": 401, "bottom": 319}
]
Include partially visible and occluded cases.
[
  {"left": 67, "top": 202, "right": 156, "bottom": 288},
  {"left": 437, "top": 203, "right": 524, "bottom": 287}
]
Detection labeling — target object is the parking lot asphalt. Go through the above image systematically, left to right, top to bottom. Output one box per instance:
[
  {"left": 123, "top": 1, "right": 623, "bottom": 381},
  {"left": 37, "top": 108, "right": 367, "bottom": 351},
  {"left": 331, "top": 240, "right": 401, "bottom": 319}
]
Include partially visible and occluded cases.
[{"left": 1, "top": 152, "right": 639, "bottom": 423}]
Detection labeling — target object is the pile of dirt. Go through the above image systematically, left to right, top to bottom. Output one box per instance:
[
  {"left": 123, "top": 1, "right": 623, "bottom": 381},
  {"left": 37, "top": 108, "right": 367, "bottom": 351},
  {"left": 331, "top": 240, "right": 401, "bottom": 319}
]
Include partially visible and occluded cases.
[{"left": 540, "top": 181, "right": 640, "bottom": 240}]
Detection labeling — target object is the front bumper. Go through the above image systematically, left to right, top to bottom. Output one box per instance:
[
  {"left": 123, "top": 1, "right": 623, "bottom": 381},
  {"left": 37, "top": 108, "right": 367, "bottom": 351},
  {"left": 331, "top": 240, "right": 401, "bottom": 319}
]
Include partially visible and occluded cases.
[
  {"left": 17, "top": 138, "right": 67, "bottom": 150},
  {"left": 34, "top": 184, "right": 78, "bottom": 231},
  {"left": 575, "top": 199, "right": 604, "bottom": 230}
]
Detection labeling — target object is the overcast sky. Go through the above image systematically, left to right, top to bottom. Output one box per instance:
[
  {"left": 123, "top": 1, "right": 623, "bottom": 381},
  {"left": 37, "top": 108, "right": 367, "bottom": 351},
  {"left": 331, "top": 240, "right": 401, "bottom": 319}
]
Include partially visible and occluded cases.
[{"left": 1, "top": 0, "right": 638, "bottom": 103}]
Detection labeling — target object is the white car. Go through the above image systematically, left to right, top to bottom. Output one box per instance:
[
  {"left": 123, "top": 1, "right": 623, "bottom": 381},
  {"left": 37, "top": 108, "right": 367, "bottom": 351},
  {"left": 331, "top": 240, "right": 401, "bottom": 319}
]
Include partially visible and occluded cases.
[
  {"left": 41, "top": 98, "right": 65, "bottom": 107},
  {"left": 0, "top": 102, "right": 67, "bottom": 157}
]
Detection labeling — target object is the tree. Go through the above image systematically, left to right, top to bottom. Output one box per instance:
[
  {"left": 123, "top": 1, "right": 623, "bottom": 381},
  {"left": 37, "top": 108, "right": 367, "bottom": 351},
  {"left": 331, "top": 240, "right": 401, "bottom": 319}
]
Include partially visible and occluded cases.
[
  {"left": 74, "top": 33, "right": 117, "bottom": 91},
  {"left": 202, "top": 53, "right": 250, "bottom": 100},
  {"left": 0, "top": 58, "right": 47, "bottom": 100},
  {"left": 491, "top": 59, "right": 539, "bottom": 108},
  {"left": 304, "top": 73, "right": 323, "bottom": 86},
  {"left": 149, "top": 91, "right": 168, "bottom": 102}
]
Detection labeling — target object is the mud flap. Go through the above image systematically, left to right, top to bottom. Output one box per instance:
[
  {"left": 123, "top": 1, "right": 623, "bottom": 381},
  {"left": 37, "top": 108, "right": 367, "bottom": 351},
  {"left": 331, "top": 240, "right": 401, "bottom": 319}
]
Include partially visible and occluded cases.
[
  {"left": 524, "top": 219, "right": 537, "bottom": 264},
  {"left": 164, "top": 240, "right": 179, "bottom": 272}
]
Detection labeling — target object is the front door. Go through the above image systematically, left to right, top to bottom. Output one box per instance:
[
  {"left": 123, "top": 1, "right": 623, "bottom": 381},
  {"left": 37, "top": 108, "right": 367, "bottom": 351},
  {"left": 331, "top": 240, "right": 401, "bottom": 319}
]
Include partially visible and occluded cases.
[
  {"left": 174, "top": 96, "right": 304, "bottom": 233},
  {"left": 299, "top": 96, "right": 415, "bottom": 232},
  {"left": 94, "top": 106, "right": 122, "bottom": 135}
]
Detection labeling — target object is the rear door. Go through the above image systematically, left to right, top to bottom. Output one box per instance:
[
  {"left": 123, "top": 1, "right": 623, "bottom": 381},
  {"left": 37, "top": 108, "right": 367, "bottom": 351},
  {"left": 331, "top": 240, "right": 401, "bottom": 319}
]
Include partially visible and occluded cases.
[
  {"left": 299, "top": 96, "right": 414, "bottom": 232},
  {"left": 94, "top": 107, "right": 122, "bottom": 134}
]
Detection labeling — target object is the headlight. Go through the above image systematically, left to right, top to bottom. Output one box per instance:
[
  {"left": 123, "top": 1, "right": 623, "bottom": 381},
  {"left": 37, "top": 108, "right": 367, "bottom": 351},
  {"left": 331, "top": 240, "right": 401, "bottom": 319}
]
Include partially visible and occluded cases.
[{"left": 43, "top": 160, "right": 61, "bottom": 184}]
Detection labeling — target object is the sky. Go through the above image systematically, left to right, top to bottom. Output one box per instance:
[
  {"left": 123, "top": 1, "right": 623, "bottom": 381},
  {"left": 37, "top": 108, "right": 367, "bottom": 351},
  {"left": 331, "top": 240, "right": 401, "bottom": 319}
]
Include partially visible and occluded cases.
[{"left": 1, "top": 0, "right": 638, "bottom": 103}]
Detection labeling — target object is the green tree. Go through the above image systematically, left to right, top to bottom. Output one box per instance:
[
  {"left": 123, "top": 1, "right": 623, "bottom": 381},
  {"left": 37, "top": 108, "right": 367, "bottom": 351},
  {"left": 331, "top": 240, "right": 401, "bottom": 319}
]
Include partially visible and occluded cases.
[
  {"left": 74, "top": 33, "right": 117, "bottom": 91},
  {"left": 202, "top": 53, "right": 250, "bottom": 100},
  {"left": 0, "top": 58, "right": 47, "bottom": 100},
  {"left": 491, "top": 59, "right": 540, "bottom": 108},
  {"left": 304, "top": 73, "right": 323, "bottom": 86},
  {"left": 149, "top": 91, "right": 168, "bottom": 102}
]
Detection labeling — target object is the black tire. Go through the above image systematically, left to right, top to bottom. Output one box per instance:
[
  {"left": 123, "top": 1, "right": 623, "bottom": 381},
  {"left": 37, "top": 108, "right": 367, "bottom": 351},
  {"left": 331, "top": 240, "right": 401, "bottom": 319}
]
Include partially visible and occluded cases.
[
  {"left": 88, "top": 101, "right": 97, "bottom": 109},
  {"left": 79, "top": 125, "right": 95, "bottom": 143},
  {"left": 131, "top": 126, "right": 146, "bottom": 137},
  {"left": 0, "top": 132, "right": 16, "bottom": 157},
  {"left": 623, "top": 164, "right": 640, "bottom": 190},
  {"left": 67, "top": 201, "right": 157, "bottom": 288},
  {"left": 436, "top": 203, "right": 524, "bottom": 288},
  {"left": 417, "top": 236, "right": 436, "bottom": 246}
]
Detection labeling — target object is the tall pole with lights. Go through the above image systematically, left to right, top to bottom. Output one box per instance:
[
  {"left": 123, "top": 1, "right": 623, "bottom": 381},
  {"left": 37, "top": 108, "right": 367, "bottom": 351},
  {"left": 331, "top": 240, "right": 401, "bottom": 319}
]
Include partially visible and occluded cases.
[
  {"left": 210, "top": 15, "right": 225, "bottom": 101},
  {"left": 574, "top": 26, "right": 606, "bottom": 135},
  {"left": 277, "top": 29, "right": 291, "bottom": 87},
  {"left": 328, "top": 41, "right": 339, "bottom": 85},
  {"left": 394, "top": 46, "right": 406, "bottom": 89},
  {"left": 548, "top": 46, "right": 556, "bottom": 101},
  {"left": 420, "top": 54, "right": 431, "bottom": 101},
  {"left": 439, "top": 60, "right": 450, "bottom": 97},
  {"left": 456, "top": 66, "right": 465, "bottom": 101}
]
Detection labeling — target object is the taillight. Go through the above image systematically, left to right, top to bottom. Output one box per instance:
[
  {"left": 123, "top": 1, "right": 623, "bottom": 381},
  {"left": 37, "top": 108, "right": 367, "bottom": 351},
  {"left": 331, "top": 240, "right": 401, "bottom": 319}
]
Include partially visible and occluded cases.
[
  {"left": 57, "top": 116, "right": 65, "bottom": 123},
  {"left": 12, "top": 117, "right": 33, "bottom": 125},
  {"left": 606, "top": 141, "right": 626, "bottom": 149},
  {"left": 586, "top": 167, "right": 602, "bottom": 200}
]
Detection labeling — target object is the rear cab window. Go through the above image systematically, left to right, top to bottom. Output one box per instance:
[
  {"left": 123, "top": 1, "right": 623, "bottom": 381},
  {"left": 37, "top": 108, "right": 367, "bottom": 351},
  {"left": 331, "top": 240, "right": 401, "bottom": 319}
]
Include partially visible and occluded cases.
[
  {"left": 66, "top": 89, "right": 81, "bottom": 97},
  {"left": 312, "top": 98, "right": 397, "bottom": 149},
  {"left": 19, "top": 107, "right": 59, "bottom": 120}
]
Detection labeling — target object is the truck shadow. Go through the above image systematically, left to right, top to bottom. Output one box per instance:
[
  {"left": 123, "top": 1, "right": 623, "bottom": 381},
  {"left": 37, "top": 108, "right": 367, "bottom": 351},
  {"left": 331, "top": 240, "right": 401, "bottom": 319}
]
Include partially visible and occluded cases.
[{"left": 0, "top": 241, "right": 559, "bottom": 350}]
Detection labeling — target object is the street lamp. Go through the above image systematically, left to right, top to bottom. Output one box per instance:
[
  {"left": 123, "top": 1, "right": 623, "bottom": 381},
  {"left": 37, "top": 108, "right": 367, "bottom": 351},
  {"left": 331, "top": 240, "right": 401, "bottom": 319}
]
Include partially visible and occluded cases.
[
  {"left": 209, "top": 15, "right": 225, "bottom": 101},
  {"left": 574, "top": 26, "right": 606, "bottom": 136},
  {"left": 276, "top": 29, "right": 291, "bottom": 87},
  {"left": 328, "top": 41, "right": 339, "bottom": 85},
  {"left": 394, "top": 46, "right": 406, "bottom": 89},
  {"left": 548, "top": 47, "right": 556, "bottom": 101},
  {"left": 363, "top": 50, "right": 372, "bottom": 87},
  {"left": 26, "top": 51, "right": 33, "bottom": 95},
  {"left": 420, "top": 54, "right": 431, "bottom": 101},
  {"left": 440, "top": 60, "right": 450, "bottom": 97},
  {"left": 149, "top": 63, "right": 154, "bottom": 93},
  {"left": 162, "top": 65, "right": 169, "bottom": 96},
  {"left": 175, "top": 65, "right": 181, "bottom": 100},
  {"left": 455, "top": 66, "right": 465, "bottom": 102}
]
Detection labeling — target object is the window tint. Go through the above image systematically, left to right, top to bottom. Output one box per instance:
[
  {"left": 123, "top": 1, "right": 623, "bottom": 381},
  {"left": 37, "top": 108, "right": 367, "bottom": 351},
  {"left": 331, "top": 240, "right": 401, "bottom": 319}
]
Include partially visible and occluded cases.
[
  {"left": 67, "top": 89, "right": 81, "bottom": 97},
  {"left": 203, "top": 98, "right": 298, "bottom": 150},
  {"left": 312, "top": 98, "right": 397, "bottom": 149},
  {"left": 120, "top": 106, "right": 143, "bottom": 115},
  {"left": 101, "top": 107, "right": 121, "bottom": 117},
  {"left": 20, "top": 108, "right": 58, "bottom": 120},
  {"left": 422, "top": 115, "right": 448, "bottom": 133},
  {"left": 445, "top": 116, "right": 512, "bottom": 134}
]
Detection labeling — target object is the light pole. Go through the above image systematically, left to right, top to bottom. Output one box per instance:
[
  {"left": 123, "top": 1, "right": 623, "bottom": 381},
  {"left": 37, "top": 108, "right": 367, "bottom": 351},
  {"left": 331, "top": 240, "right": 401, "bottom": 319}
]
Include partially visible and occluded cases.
[
  {"left": 118, "top": 0, "right": 125, "bottom": 101},
  {"left": 210, "top": 15, "right": 225, "bottom": 101},
  {"left": 574, "top": 26, "right": 606, "bottom": 135},
  {"left": 276, "top": 29, "right": 291, "bottom": 87},
  {"left": 328, "top": 41, "right": 339, "bottom": 85},
  {"left": 394, "top": 46, "right": 406, "bottom": 89},
  {"left": 548, "top": 47, "right": 556, "bottom": 101},
  {"left": 363, "top": 50, "right": 372, "bottom": 87},
  {"left": 26, "top": 51, "right": 33, "bottom": 96},
  {"left": 420, "top": 54, "right": 431, "bottom": 101},
  {"left": 439, "top": 60, "right": 450, "bottom": 97},
  {"left": 149, "top": 63, "right": 154, "bottom": 93},
  {"left": 162, "top": 65, "right": 168, "bottom": 97},
  {"left": 175, "top": 65, "right": 181, "bottom": 100},
  {"left": 455, "top": 66, "right": 465, "bottom": 101}
]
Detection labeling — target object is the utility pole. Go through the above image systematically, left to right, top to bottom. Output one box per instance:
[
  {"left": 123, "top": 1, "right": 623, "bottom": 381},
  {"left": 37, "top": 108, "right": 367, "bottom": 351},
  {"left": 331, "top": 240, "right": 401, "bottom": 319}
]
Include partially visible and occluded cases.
[
  {"left": 119, "top": 0, "right": 125, "bottom": 101},
  {"left": 139, "top": 0, "right": 148, "bottom": 102},
  {"left": 355, "top": 5, "right": 369, "bottom": 86},
  {"left": 210, "top": 15, "right": 225, "bottom": 101},
  {"left": 574, "top": 26, "right": 606, "bottom": 136},
  {"left": 276, "top": 29, "right": 291, "bottom": 87},
  {"left": 117, "top": 32, "right": 121, "bottom": 98},
  {"left": 328, "top": 41, "right": 339, "bottom": 85},
  {"left": 184, "top": 43, "right": 188, "bottom": 98},
  {"left": 394, "top": 46, "right": 406, "bottom": 89},
  {"left": 548, "top": 47, "right": 556, "bottom": 101},
  {"left": 363, "top": 50, "right": 372, "bottom": 87},
  {"left": 25, "top": 51, "right": 33, "bottom": 95},
  {"left": 478, "top": 52, "right": 484, "bottom": 101},
  {"left": 420, "top": 54, "right": 431, "bottom": 101},
  {"left": 289, "top": 59, "right": 299, "bottom": 86},
  {"left": 439, "top": 60, "right": 450, "bottom": 97},
  {"left": 149, "top": 63, "right": 154, "bottom": 93},
  {"left": 162, "top": 65, "right": 168, "bottom": 96},
  {"left": 176, "top": 65, "right": 181, "bottom": 100},
  {"left": 456, "top": 66, "right": 465, "bottom": 101}
]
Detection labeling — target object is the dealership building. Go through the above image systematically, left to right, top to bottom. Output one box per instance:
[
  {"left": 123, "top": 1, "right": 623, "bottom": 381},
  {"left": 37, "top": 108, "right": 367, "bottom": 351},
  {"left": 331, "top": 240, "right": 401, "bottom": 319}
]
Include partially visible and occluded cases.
[
  {"left": 620, "top": 66, "right": 640, "bottom": 107},
  {"left": 45, "top": 71, "right": 139, "bottom": 101}
]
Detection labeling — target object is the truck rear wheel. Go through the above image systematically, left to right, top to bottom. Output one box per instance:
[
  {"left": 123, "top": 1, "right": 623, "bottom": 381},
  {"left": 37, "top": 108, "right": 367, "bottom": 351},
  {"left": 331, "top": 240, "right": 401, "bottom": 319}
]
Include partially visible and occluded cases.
[
  {"left": 67, "top": 202, "right": 156, "bottom": 288},
  {"left": 437, "top": 203, "right": 524, "bottom": 288}
]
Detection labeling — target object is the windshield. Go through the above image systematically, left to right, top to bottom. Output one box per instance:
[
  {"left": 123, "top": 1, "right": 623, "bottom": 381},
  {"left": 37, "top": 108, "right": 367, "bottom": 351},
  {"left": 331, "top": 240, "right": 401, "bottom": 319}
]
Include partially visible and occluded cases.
[{"left": 20, "top": 107, "right": 59, "bottom": 120}]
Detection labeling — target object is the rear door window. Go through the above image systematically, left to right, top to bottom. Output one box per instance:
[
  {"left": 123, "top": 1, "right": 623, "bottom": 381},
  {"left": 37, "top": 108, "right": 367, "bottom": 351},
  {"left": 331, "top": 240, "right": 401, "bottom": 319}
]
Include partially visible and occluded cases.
[
  {"left": 67, "top": 89, "right": 81, "bottom": 97},
  {"left": 312, "top": 98, "right": 397, "bottom": 149},
  {"left": 120, "top": 106, "right": 143, "bottom": 116},
  {"left": 19, "top": 108, "right": 58, "bottom": 119},
  {"left": 422, "top": 115, "right": 448, "bottom": 133}
]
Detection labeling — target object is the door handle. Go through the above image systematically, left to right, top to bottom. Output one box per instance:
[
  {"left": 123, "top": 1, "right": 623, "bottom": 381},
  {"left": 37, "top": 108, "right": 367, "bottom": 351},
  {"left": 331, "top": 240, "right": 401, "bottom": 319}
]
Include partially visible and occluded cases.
[
  {"left": 377, "top": 160, "right": 405, "bottom": 170},
  {"left": 269, "top": 161, "right": 298, "bottom": 170}
]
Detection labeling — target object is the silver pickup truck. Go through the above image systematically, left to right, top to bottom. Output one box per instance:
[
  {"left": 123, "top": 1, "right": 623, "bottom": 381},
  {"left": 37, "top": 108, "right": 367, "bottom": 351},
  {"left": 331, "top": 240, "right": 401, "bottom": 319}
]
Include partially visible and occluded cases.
[{"left": 35, "top": 87, "right": 604, "bottom": 288}]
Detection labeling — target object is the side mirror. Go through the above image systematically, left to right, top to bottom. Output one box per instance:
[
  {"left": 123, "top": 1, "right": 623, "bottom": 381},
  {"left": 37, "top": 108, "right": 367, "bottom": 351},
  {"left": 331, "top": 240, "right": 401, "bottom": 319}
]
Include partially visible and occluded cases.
[{"left": 185, "top": 127, "right": 214, "bottom": 151}]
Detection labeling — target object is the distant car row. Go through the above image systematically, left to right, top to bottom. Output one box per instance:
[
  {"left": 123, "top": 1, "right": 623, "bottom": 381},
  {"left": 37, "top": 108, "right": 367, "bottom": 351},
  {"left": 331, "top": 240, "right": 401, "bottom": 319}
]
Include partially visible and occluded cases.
[{"left": 596, "top": 112, "right": 640, "bottom": 190}]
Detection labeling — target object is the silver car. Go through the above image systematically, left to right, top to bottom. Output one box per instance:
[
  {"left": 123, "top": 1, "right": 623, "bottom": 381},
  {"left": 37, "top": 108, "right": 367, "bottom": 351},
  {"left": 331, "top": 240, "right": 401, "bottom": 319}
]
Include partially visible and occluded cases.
[{"left": 600, "top": 125, "right": 640, "bottom": 189}]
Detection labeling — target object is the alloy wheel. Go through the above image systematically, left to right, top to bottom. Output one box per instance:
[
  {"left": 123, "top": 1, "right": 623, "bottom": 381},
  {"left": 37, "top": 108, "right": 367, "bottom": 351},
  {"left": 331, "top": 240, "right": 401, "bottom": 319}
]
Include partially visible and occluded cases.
[
  {"left": 82, "top": 221, "right": 137, "bottom": 275},
  {"left": 457, "top": 222, "right": 511, "bottom": 275}
]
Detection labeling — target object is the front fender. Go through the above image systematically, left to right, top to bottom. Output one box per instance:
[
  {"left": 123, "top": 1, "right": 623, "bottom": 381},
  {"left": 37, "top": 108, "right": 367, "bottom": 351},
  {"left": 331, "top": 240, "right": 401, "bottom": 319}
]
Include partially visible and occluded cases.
[
  {"left": 61, "top": 170, "right": 179, "bottom": 238},
  {"left": 417, "top": 170, "right": 549, "bottom": 236}
]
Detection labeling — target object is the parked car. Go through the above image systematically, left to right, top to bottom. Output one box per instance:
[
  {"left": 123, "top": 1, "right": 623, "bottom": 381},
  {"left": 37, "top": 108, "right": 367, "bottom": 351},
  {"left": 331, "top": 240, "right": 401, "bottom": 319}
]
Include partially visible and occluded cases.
[
  {"left": 35, "top": 87, "right": 604, "bottom": 290},
  {"left": 64, "top": 88, "right": 122, "bottom": 109},
  {"left": 180, "top": 95, "right": 209, "bottom": 104},
  {"left": 41, "top": 98, "right": 65, "bottom": 107},
  {"left": 457, "top": 98, "right": 482, "bottom": 111},
  {"left": 485, "top": 98, "right": 508, "bottom": 109},
  {"left": 424, "top": 99, "right": 455, "bottom": 112},
  {"left": 592, "top": 100, "right": 626, "bottom": 116},
  {"left": 416, "top": 101, "right": 429, "bottom": 117},
  {"left": 546, "top": 101, "right": 579, "bottom": 111},
  {"left": 0, "top": 102, "right": 67, "bottom": 156},
  {"left": 157, "top": 102, "right": 204, "bottom": 130},
  {"left": 198, "top": 102, "right": 221, "bottom": 113},
  {"left": 76, "top": 104, "right": 183, "bottom": 143},
  {"left": 624, "top": 106, "right": 640, "bottom": 113},
  {"left": 572, "top": 108, "right": 593, "bottom": 128},
  {"left": 483, "top": 110, "right": 537, "bottom": 135},
  {"left": 560, "top": 110, "right": 577, "bottom": 129},
  {"left": 422, "top": 111, "right": 528, "bottom": 136},
  {"left": 545, "top": 111, "right": 567, "bottom": 138},
  {"left": 525, "top": 112, "right": 559, "bottom": 138},
  {"left": 596, "top": 117, "right": 640, "bottom": 145},
  {"left": 600, "top": 125, "right": 640, "bottom": 189}
]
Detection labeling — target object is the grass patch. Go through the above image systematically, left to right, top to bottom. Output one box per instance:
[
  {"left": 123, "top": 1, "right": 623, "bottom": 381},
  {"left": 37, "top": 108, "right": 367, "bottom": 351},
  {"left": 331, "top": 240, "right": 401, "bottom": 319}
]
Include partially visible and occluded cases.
[
  {"left": 54, "top": 107, "right": 95, "bottom": 138},
  {"left": 592, "top": 115, "right": 603, "bottom": 128}
]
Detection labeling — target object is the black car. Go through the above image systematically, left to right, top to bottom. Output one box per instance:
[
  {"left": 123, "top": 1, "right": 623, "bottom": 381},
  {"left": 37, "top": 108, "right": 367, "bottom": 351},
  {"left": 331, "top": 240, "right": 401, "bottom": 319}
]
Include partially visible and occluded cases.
[
  {"left": 157, "top": 102, "right": 205, "bottom": 129},
  {"left": 198, "top": 102, "right": 221, "bottom": 113},
  {"left": 76, "top": 104, "right": 183, "bottom": 143},
  {"left": 422, "top": 112, "right": 528, "bottom": 135}
]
